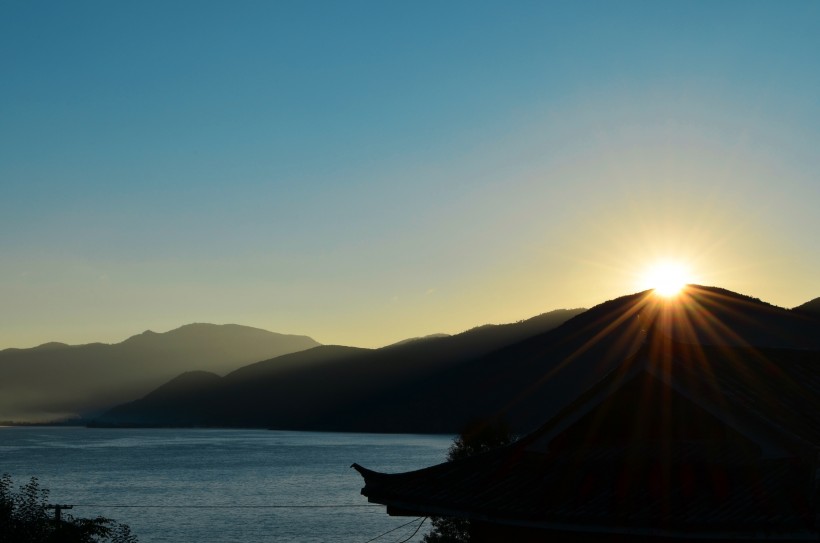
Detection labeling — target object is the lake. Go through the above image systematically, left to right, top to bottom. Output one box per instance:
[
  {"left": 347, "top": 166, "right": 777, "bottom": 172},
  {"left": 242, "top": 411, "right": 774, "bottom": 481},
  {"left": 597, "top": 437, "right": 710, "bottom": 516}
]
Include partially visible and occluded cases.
[{"left": 0, "top": 427, "right": 452, "bottom": 542}]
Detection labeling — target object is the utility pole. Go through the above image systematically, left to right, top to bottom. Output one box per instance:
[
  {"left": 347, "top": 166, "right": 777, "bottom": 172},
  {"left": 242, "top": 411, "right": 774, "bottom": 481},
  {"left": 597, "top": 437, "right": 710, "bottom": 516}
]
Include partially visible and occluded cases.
[{"left": 45, "top": 504, "right": 73, "bottom": 528}]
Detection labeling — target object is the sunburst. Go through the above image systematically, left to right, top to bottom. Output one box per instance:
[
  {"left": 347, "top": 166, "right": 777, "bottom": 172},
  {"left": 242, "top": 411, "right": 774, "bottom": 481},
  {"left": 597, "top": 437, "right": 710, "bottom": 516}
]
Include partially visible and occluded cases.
[{"left": 641, "top": 261, "right": 691, "bottom": 297}]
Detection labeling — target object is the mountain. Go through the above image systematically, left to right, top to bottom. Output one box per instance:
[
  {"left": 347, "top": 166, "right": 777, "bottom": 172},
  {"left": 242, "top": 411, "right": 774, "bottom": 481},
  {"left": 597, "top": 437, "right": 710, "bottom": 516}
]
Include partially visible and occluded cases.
[
  {"left": 357, "top": 284, "right": 820, "bottom": 433},
  {"left": 97, "top": 287, "right": 820, "bottom": 433},
  {"left": 794, "top": 296, "right": 820, "bottom": 319},
  {"left": 95, "top": 308, "right": 586, "bottom": 428},
  {"left": 0, "top": 324, "right": 319, "bottom": 422},
  {"left": 386, "top": 333, "right": 451, "bottom": 347}
]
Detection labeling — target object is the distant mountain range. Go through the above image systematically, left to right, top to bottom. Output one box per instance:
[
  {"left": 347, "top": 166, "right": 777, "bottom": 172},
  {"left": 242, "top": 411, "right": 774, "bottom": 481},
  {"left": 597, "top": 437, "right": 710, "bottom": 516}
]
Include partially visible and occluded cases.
[
  {"left": 6, "top": 286, "right": 819, "bottom": 432},
  {"left": 94, "top": 286, "right": 820, "bottom": 433},
  {"left": 94, "top": 309, "right": 583, "bottom": 429},
  {"left": 0, "top": 324, "right": 319, "bottom": 422}
]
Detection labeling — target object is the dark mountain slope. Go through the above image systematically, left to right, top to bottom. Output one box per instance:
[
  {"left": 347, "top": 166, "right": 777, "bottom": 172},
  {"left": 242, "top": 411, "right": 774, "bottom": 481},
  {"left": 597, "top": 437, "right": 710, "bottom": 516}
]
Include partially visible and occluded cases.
[
  {"left": 342, "top": 285, "right": 820, "bottom": 433},
  {"left": 98, "top": 286, "right": 820, "bottom": 434},
  {"left": 660, "top": 286, "right": 820, "bottom": 349},
  {"left": 333, "top": 290, "right": 655, "bottom": 433},
  {"left": 793, "top": 296, "right": 820, "bottom": 319},
  {"left": 96, "top": 309, "right": 586, "bottom": 428},
  {"left": 0, "top": 324, "right": 319, "bottom": 422},
  {"left": 386, "top": 334, "right": 450, "bottom": 347},
  {"left": 100, "top": 345, "right": 368, "bottom": 426},
  {"left": 103, "top": 371, "right": 224, "bottom": 427}
]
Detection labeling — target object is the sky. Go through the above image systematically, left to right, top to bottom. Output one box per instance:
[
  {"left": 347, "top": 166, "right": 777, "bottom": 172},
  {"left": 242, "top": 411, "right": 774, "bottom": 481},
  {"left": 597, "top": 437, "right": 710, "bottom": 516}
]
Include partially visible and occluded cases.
[{"left": 2, "top": 1, "right": 819, "bottom": 349}]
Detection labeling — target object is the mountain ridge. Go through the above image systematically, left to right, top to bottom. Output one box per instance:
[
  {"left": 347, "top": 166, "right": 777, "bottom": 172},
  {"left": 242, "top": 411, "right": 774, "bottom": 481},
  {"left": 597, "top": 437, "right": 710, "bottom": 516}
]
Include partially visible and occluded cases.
[
  {"left": 96, "top": 286, "right": 820, "bottom": 433},
  {"left": 794, "top": 296, "right": 820, "bottom": 318},
  {"left": 94, "top": 307, "right": 586, "bottom": 429},
  {"left": 0, "top": 323, "right": 320, "bottom": 422}
]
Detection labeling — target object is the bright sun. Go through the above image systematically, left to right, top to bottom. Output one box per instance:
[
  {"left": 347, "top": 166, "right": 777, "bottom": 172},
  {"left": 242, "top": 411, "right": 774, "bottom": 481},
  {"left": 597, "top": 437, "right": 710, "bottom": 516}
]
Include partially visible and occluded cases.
[{"left": 642, "top": 261, "right": 691, "bottom": 297}]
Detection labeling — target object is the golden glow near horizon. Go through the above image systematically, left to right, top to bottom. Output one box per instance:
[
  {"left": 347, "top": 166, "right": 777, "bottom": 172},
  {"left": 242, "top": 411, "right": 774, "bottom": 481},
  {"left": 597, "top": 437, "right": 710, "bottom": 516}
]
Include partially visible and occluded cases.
[
  {"left": 2, "top": 4, "right": 820, "bottom": 353},
  {"left": 641, "top": 261, "right": 692, "bottom": 298}
]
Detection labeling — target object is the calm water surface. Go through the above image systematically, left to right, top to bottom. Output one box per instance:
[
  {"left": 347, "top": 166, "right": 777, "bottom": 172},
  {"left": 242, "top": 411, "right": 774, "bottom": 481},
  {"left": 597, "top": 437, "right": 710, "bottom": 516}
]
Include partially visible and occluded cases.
[{"left": 0, "top": 427, "right": 452, "bottom": 542}]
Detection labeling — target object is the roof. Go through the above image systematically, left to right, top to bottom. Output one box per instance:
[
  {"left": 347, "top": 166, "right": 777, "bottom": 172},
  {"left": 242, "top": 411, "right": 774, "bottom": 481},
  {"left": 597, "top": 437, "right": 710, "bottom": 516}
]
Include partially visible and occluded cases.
[
  {"left": 354, "top": 335, "right": 820, "bottom": 538},
  {"left": 354, "top": 446, "right": 816, "bottom": 538}
]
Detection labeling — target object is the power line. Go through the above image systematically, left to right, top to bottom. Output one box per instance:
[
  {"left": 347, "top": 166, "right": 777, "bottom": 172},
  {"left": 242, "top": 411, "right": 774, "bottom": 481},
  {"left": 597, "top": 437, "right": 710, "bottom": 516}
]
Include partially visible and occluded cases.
[
  {"left": 61, "top": 502, "right": 430, "bottom": 542},
  {"left": 70, "top": 503, "right": 381, "bottom": 509},
  {"left": 361, "top": 517, "right": 425, "bottom": 543},
  {"left": 395, "top": 517, "right": 426, "bottom": 543}
]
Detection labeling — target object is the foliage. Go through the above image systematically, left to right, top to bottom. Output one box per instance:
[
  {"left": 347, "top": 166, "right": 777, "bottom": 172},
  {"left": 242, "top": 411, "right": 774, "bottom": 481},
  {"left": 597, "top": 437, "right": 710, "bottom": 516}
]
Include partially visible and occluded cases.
[
  {"left": 444, "top": 419, "right": 515, "bottom": 463},
  {"left": 423, "top": 420, "right": 514, "bottom": 543},
  {"left": 0, "top": 474, "right": 138, "bottom": 543},
  {"left": 422, "top": 515, "right": 471, "bottom": 543}
]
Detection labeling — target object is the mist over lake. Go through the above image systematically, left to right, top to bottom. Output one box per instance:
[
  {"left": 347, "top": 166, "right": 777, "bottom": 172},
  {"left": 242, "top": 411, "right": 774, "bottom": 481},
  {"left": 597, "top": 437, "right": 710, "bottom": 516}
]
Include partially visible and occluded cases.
[{"left": 0, "top": 427, "right": 451, "bottom": 542}]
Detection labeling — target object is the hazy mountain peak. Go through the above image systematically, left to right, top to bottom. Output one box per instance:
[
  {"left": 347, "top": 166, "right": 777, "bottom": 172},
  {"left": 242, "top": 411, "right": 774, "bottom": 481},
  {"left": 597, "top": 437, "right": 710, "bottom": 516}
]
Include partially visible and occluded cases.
[
  {"left": 0, "top": 323, "right": 321, "bottom": 423},
  {"left": 119, "top": 323, "right": 318, "bottom": 346},
  {"left": 34, "top": 342, "right": 70, "bottom": 350}
]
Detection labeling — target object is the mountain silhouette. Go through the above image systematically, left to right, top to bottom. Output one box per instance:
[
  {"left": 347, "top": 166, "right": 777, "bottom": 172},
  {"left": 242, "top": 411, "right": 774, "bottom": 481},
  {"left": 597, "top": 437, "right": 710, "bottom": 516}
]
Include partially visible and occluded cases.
[
  {"left": 369, "top": 284, "right": 820, "bottom": 433},
  {"left": 96, "top": 287, "right": 820, "bottom": 433},
  {"left": 793, "top": 296, "right": 820, "bottom": 319},
  {"left": 95, "top": 309, "right": 585, "bottom": 428},
  {"left": 0, "top": 324, "right": 319, "bottom": 422},
  {"left": 385, "top": 333, "right": 451, "bottom": 347}
]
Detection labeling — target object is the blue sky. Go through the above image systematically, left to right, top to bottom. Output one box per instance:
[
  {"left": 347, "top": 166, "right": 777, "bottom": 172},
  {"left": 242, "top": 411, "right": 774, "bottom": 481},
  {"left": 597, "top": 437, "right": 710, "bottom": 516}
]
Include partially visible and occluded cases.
[{"left": 2, "top": 1, "right": 819, "bottom": 348}]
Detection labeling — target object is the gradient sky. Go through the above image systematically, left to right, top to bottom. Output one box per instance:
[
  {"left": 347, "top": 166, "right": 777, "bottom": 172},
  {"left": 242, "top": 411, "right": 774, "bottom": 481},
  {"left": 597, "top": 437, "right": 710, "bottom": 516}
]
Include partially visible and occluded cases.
[{"left": 2, "top": 1, "right": 819, "bottom": 349}]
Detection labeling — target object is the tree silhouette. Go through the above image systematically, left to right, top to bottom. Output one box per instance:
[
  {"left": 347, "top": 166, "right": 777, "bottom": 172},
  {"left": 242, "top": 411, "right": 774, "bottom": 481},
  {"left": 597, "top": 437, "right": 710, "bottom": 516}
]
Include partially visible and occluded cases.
[
  {"left": 423, "top": 420, "right": 514, "bottom": 543},
  {"left": 0, "top": 474, "right": 137, "bottom": 543}
]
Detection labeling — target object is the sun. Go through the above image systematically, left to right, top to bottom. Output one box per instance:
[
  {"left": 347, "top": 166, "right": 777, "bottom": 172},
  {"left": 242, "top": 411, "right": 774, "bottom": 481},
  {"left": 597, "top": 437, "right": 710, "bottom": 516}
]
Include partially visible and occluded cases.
[{"left": 641, "top": 261, "right": 691, "bottom": 297}]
